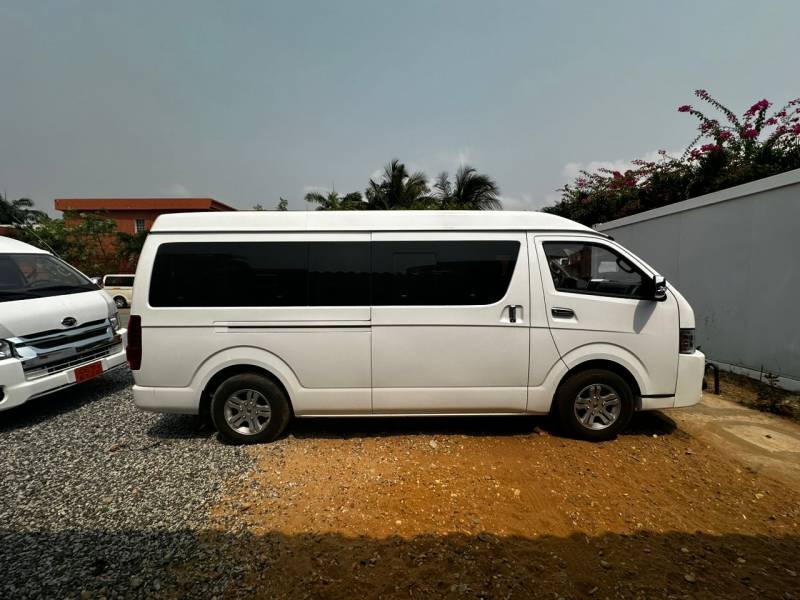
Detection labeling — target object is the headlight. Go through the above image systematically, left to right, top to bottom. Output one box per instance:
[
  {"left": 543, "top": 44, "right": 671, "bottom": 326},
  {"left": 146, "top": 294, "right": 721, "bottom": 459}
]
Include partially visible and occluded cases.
[
  {"left": 679, "top": 328, "right": 695, "bottom": 354},
  {"left": 0, "top": 340, "right": 16, "bottom": 360}
]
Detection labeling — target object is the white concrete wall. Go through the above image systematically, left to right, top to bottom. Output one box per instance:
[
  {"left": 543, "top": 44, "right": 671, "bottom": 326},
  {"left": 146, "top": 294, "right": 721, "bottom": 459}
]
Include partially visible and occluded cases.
[{"left": 596, "top": 169, "right": 800, "bottom": 390}]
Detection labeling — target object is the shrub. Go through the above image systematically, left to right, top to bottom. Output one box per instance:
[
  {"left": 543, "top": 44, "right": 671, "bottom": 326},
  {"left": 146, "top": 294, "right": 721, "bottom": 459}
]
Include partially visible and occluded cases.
[{"left": 544, "top": 90, "right": 800, "bottom": 225}]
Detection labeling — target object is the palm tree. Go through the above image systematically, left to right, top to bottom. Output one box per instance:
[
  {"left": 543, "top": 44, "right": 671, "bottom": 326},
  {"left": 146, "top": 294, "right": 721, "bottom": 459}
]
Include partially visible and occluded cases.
[
  {"left": 364, "top": 160, "right": 432, "bottom": 210},
  {"left": 432, "top": 166, "right": 502, "bottom": 210},
  {"left": 304, "top": 190, "right": 363, "bottom": 210},
  {"left": 0, "top": 196, "right": 46, "bottom": 224}
]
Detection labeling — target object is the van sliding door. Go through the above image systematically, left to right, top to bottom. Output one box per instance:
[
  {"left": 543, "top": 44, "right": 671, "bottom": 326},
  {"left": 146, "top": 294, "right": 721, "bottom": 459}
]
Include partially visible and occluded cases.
[{"left": 370, "top": 232, "right": 530, "bottom": 414}]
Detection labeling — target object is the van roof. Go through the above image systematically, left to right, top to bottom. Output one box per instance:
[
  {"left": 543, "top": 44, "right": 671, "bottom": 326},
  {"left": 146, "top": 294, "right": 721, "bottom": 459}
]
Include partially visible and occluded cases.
[
  {"left": 150, "top": 210, "right": 597, "bottom": 234},
  {"left": 0, "top": 236, "right": 49, "bottom": 254}
]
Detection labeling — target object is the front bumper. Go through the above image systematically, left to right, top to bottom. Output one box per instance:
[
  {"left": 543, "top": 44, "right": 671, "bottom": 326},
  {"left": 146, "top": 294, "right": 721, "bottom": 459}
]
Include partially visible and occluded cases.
[
  {"left": 0, "top": 330, "right": 128, "bottom": 411},
  {"left": 674, "top": 350, "right": 705, "bottom": 408}
]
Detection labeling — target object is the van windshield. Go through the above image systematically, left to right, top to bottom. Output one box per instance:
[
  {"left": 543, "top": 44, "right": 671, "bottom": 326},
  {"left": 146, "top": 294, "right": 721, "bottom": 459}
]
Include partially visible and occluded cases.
[{"left": 0, "top": 253, "right": 99, "bottom": 303}]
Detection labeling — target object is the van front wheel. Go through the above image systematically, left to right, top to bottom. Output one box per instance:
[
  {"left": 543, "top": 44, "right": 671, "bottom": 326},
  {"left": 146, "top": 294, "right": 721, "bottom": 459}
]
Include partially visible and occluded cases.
[
  {"left": 555, "top": 369, "right": 634, "bottom": 441},
  {"left": 211, "top": 373, "right": 290, "bottom": 444}
]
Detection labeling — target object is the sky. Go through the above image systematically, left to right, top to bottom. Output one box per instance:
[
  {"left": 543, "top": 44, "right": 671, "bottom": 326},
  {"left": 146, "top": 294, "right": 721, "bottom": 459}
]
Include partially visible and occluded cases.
[{"left": 1, "top": 1, "right": 798, "bottom": 215}]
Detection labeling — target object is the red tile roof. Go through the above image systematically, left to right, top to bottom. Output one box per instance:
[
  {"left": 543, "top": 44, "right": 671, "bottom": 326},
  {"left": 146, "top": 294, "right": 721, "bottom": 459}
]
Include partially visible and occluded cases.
[{"left": 54, "top": 198, "right": 236, "bottom": 212}]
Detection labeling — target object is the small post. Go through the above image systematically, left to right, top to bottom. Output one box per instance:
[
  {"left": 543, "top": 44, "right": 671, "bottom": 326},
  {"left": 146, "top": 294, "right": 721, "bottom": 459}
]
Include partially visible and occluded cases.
[{"left": 704, "top": 362, "right": 720, "bottom": 395}]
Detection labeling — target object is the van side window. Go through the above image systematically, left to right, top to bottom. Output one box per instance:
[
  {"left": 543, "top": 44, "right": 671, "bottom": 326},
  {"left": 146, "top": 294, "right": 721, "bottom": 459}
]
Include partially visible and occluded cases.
[
  {"left": 372, "top": 241, "right": 519, "bottom": 305},
  {"left": 542, "top": 241, "right": 646, "bottom": 299},
  {"left": 149, "top": 242, "right": 370, "bottom": 307},
  {"left": 308, "top": 242, "right": 371, "bottom": 306},
  {"left": 104, "top": 276, "right": 134, "bottom": 287}
]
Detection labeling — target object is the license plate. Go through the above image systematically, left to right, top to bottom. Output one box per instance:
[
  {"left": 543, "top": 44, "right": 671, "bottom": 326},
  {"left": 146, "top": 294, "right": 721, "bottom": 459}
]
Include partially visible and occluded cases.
[{"left": 74, "top": 361, "right": 103, "bottom": 383}]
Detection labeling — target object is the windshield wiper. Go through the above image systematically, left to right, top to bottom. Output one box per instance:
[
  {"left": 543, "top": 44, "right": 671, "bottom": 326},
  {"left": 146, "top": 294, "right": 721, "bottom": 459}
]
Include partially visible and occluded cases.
[
  {"left": 29, "top": 284, "right": 95, "bottom": 293},
  {"left": 0, "top": 291, "right": 40, "bottom": 301}
]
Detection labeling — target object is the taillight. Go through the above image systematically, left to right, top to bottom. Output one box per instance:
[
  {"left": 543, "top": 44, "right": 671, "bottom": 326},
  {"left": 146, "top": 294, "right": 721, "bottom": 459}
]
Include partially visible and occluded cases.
[
  {"left": 126, "top": 315, "right": 142, "bottom": 370},
  {"left": 679, "top": 328, "right": 695, "bottom": 354}
]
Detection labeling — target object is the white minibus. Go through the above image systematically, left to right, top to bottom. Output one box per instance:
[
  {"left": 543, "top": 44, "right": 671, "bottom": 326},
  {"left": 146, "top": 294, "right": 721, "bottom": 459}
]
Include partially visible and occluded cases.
[
  {"left": 129, "top": 211, "right": 704, "bottom": 443},
  {"left": 0, "top": 237, "right": 127, "bottom": 410},
  {"left": 102, "top": 273, "right": 135, "bottom": 309}
]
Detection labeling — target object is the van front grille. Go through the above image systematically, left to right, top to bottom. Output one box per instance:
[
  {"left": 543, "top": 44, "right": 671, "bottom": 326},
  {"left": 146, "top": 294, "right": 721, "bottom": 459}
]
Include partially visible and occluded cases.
[
  {"left": 11, "top": 318, "right": 121, "bottom": 381},
  {"left": 23, "top": 342, "right": 122, "bottom": 380}
]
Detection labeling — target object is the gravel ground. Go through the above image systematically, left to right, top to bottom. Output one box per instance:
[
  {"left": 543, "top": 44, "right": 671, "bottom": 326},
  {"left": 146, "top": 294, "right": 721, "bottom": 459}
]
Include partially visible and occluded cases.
[{"left": 0, "top": 369, "right": 253, "bottom": 599}]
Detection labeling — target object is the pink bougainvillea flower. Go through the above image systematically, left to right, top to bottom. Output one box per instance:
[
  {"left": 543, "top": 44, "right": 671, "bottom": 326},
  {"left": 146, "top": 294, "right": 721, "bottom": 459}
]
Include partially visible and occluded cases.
[
  {"left": 695, "top": 89, "right": 709, "bottom": 98},
  {"left": 745, "top": 99, "right": 770, "bottom": 116},
  {"left": 678, "top": 104, "right": 691, "bottom": 112},
  {"left": 765, "top": 118, "right": 778, "bottom": 126},
  {"left": 792, "top": 124, "right": 800, "bottom": 135},
  {"left": 742, "top": 128, "right": 758, "bottom": 139},
  {"left": 719, "top": 131, "right": 732, "bottom": 140},
  {"left": 700, "top": 144, "right": 721, "bottom": 152},
  {"left": 612, "top": 171, "right": 622, "bottom": 179}
]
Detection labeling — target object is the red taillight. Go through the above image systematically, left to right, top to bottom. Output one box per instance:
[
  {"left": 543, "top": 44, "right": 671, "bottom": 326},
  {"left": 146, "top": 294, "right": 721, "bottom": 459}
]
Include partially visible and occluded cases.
[{"left": 126, "top": 315, "right": 142, "bottom": 370}]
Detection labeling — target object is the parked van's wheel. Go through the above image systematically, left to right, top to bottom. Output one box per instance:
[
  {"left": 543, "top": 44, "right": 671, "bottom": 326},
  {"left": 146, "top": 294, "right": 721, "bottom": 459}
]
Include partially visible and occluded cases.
[
  {"left": 113, "top": 296, "right": 127, "bottom": 309},
  {"left": 555, "top": 369, "right": 634, "bottom": 441},
  {"left": 211, "top": 373, "right": 290, "bottom": 444}
]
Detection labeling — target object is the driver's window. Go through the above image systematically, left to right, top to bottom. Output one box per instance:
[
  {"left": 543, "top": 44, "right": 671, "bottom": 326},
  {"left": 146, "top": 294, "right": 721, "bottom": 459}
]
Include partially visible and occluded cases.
[{"left": 543, "top": 241, "right": 646, "bottom": 299}]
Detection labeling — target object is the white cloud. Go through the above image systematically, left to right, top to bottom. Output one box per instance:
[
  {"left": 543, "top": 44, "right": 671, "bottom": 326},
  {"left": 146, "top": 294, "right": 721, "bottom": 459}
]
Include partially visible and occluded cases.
[
  {"left": 435, "top": 147, "right": 474, "bottom": 172},
  {"left": 562, "top": 149, "right": 682, "bottom": 181},
  {"left": 159, "top": 183, "right": 191, "bottom": 197}
]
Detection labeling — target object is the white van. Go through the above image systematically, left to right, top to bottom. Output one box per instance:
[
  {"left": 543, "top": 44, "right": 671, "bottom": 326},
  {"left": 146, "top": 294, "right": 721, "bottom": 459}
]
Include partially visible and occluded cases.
[
  {"left": 129, "top": 211, "right": 704, "bottom": 443},
  {"left": 0, "top": 237, "right": 127, "bottom": 411},
  {"left": 102, "top": 274, "right": 135, "bottom": 309}
]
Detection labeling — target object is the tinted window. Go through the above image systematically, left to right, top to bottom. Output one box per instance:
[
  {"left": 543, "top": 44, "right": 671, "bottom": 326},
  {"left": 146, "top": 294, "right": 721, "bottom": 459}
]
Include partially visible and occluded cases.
[
  {"left": 372, "top": 241, "right": 519, "bottom": 305},
  {"left": 149, "top": 242, "right": 369, "bottom": 307},
  {"left": 308, "top": 242, "right": 370, "bottom": 306},
  {"left": 543, "top": 242, "right": 646, "bottom": 298},
  {"left": 104, "top": 276, "right": 134, "bottom": 287}
]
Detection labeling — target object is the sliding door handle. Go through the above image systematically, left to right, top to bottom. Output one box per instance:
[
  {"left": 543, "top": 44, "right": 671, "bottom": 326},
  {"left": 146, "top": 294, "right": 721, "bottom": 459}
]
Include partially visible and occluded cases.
[
  {"left": 505, "top": 305, "right": 523, "bottom": 323},
  {"left": 551, "top": 307, "right": 575, "bottom": 319}
]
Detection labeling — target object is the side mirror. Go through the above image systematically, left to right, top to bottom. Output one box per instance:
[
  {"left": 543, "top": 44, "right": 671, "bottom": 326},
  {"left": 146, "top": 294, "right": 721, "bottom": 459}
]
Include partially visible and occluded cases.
[{"left": 652, "top": 275, "right": 667, "bottom": 302}]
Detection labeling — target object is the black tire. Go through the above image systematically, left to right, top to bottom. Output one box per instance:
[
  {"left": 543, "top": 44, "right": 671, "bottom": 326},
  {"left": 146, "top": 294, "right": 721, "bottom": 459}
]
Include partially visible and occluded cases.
[
  {"left": 114, "top": 296, "right": 127, "bottom": 309},
  {"left": 555, "top": 369, "right": 634, "bottom": 441},
  {"left": 210, "top": 373, "right": 291, "bottom": 444}
]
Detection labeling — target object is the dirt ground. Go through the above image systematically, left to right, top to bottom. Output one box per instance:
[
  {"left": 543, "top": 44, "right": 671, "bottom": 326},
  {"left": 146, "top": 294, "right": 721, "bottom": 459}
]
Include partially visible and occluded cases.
[{"left": 172, "top": 394, "right": 800, "bottom": 600}]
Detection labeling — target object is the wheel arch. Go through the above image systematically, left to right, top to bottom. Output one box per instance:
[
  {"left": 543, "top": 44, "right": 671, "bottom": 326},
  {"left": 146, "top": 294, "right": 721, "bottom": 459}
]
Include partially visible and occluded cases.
[
  {"left": 192, "top": 347, "right": 300, "bottom": 421},
  {"left": 554, "top": 359, "right": 643, "bottom": 412}
]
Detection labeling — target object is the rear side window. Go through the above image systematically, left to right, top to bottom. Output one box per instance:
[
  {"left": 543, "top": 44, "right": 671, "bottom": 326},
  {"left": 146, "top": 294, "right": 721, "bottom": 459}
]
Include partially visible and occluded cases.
[
  {"left": 372, "top": 240, "right": 519, "bottom": 305},
  {"left": 543, "top": 241, "right": 646, "bottom": 299},
  {"left": 149, "top": 242, "right": 369, "bottom": 307},
  {"left": 104, "top": 276, "right": 134, "bottom": 287}
]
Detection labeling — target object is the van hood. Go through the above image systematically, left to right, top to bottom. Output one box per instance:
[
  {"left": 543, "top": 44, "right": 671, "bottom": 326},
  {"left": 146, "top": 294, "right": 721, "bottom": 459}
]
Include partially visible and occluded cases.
[{"left": 0, "top": 290, "right": 114, "bottom": 338}]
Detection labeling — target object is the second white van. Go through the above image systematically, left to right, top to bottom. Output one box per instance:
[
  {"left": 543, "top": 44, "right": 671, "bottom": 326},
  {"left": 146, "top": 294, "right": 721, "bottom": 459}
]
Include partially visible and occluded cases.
[{"left": 129, "top": 211, "right": 704, "bottom": 443}]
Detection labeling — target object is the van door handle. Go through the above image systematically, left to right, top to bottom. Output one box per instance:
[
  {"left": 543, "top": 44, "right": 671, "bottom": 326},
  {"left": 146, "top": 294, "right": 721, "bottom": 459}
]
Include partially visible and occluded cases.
[
  {"left": 506, "top": 305, "right": 522, "bottom": 323},
  {"left": 551, "top": 307, "right": 575, "bottom": 319}
]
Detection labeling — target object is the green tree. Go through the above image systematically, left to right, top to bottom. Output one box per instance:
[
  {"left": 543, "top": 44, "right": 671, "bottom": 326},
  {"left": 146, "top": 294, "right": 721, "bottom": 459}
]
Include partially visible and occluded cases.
[
  {"left": 364, "top": 160, "right": 433, "bottom": 210},
  {"left": 432, "top": 166, "right": 502, "bottom": 210},
  {"left": 305, "top": 190, "right": 363, "bottom": 210},
  {"left": 0, "top": 196, "right": 46, "bottom": 224},
  {"left": 276, "top": 197, "right": 288, "bottom": 211},
  {"left": 252, "top": 203, "right": 265, "bottom": 211},
  {"left": 18, "top": 212, "right": 119, "bottom": 275},
  {"left": 116, "top": 230, "right": 149, "bottom": 269}
]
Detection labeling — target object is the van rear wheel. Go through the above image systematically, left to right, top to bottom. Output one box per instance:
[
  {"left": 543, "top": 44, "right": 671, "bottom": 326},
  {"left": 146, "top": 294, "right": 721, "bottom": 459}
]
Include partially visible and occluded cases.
[
  {"left": 113, "top": 296, "right": 127, "bottom": 309},
  {"left": 555, "top": 369, "right": 634, "bottom": 441},
  {"left": 211, "top": 373, "right": 290, "bottom": 444}
]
